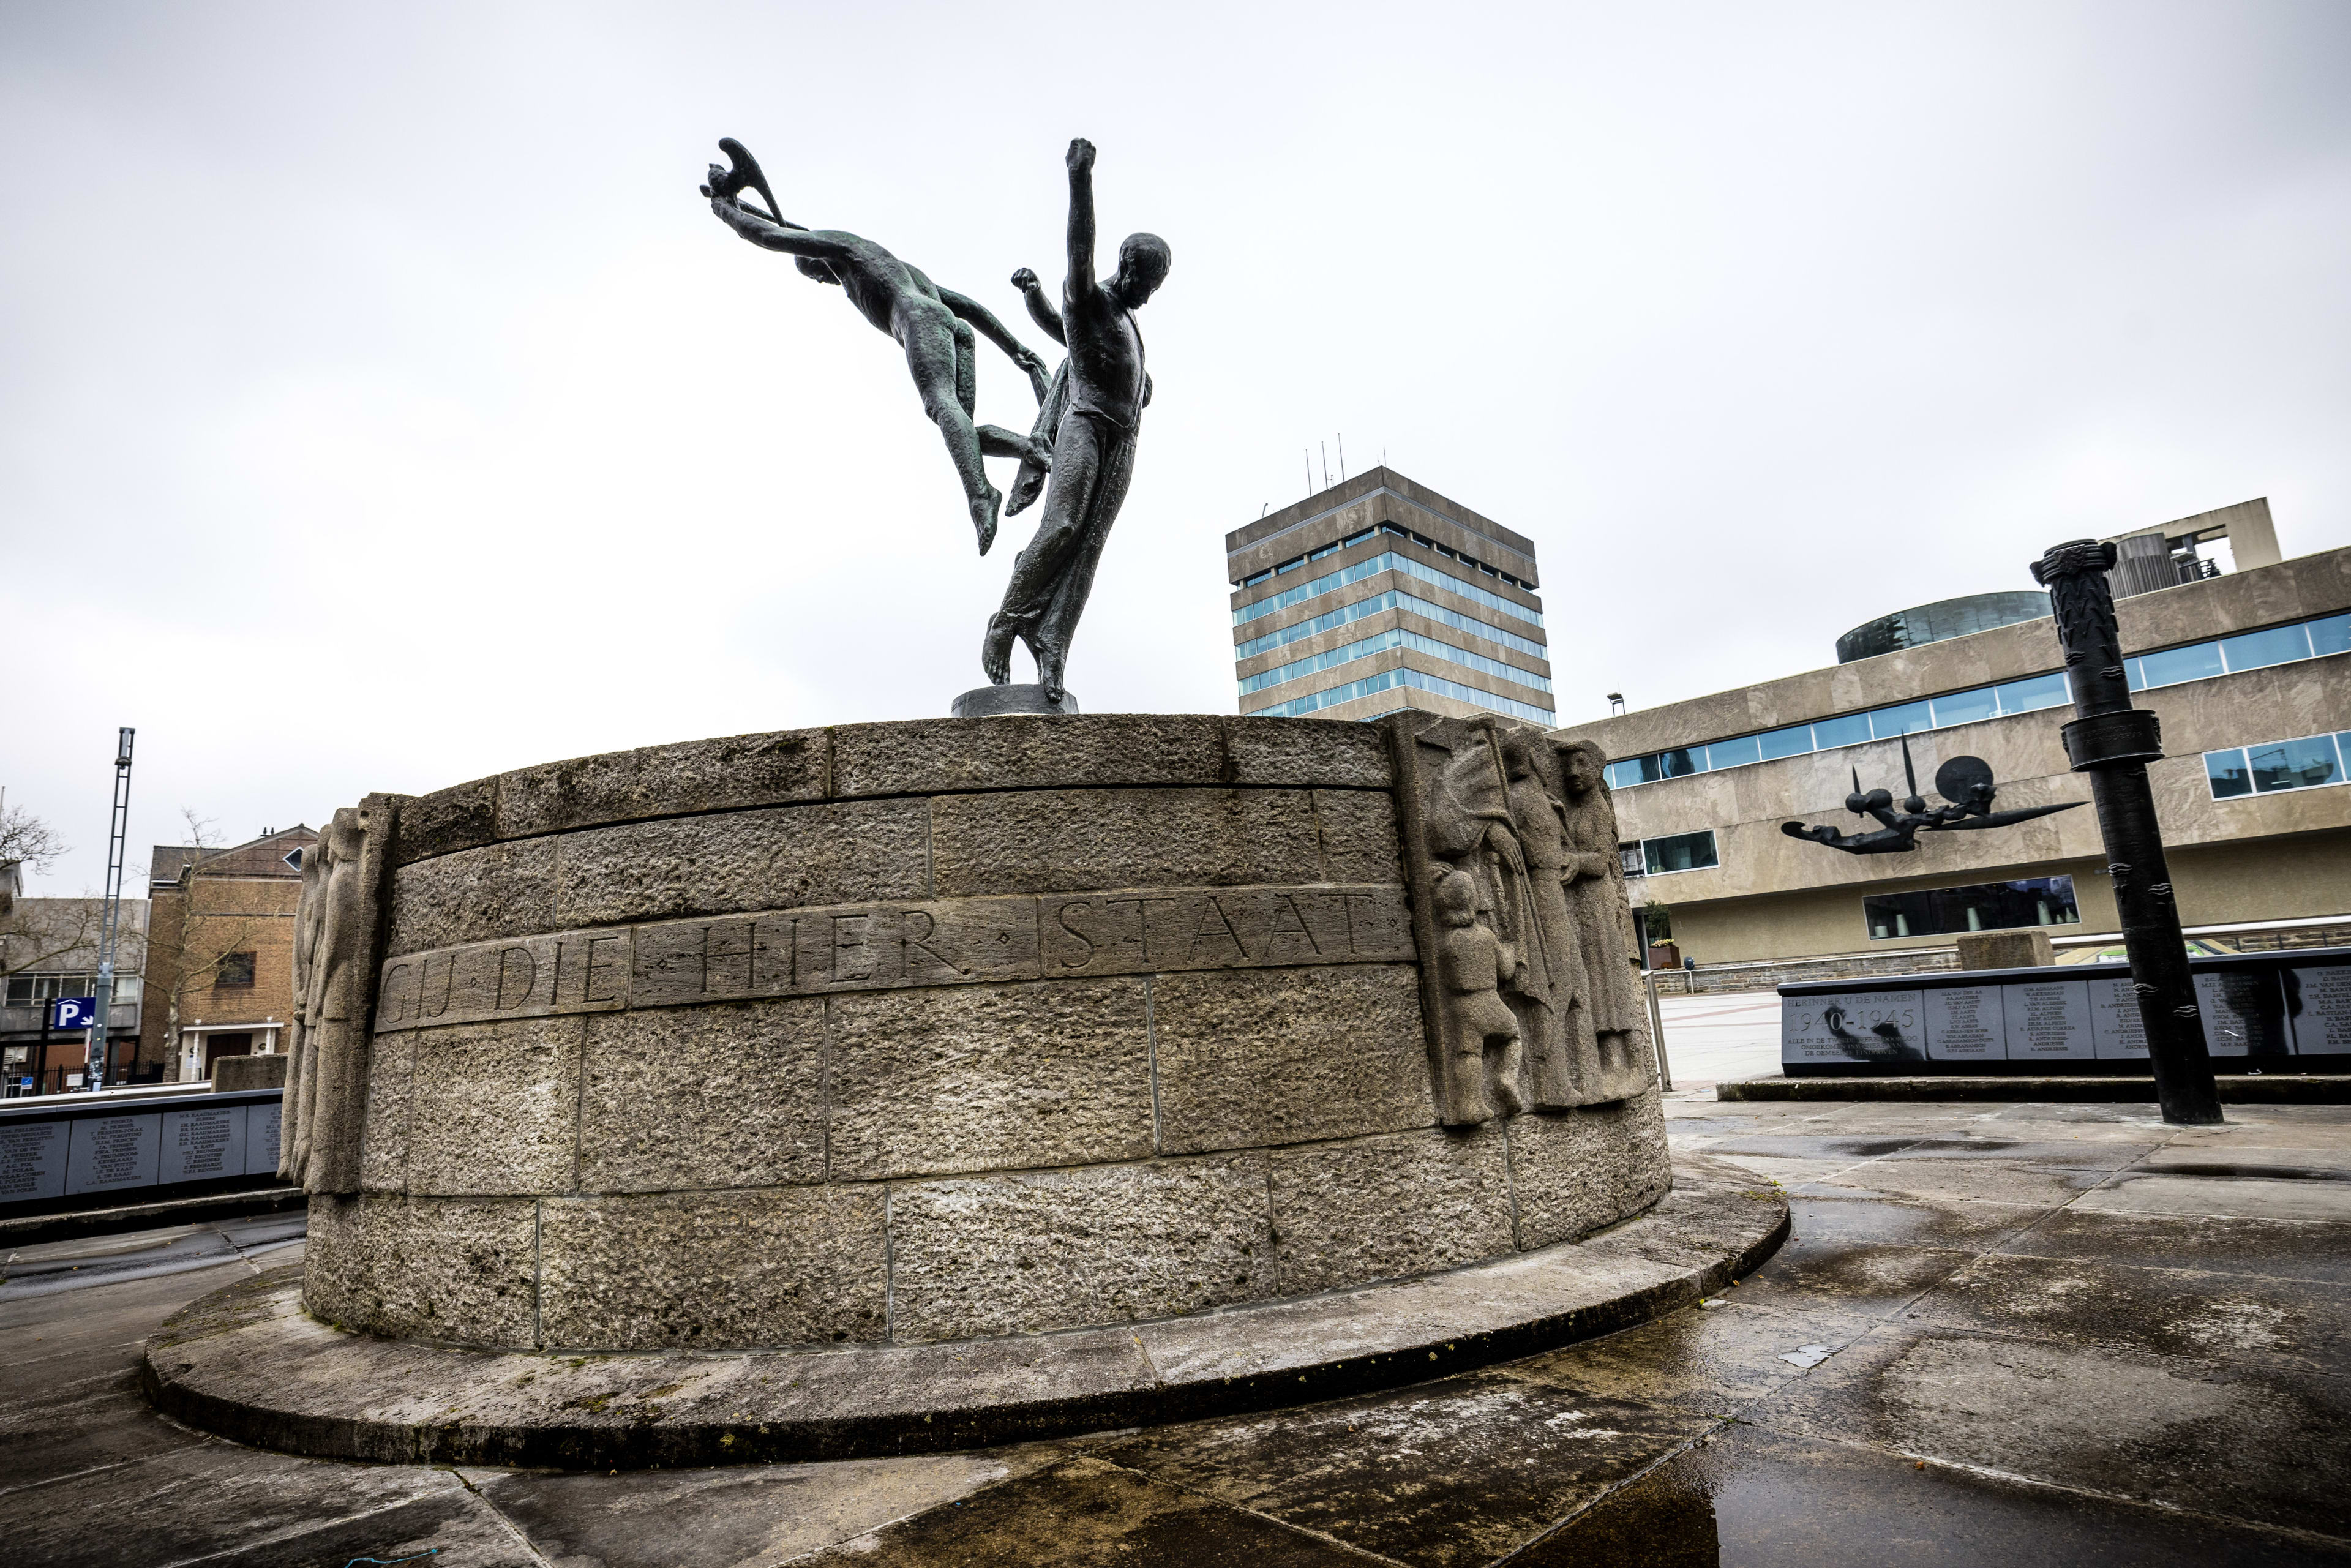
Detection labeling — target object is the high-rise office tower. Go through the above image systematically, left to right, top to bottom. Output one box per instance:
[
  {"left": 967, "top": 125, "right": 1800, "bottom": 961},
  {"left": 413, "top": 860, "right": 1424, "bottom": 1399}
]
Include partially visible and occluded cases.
[{"left": 1225, "top": 468, "right": 1554, "bottom": 726}]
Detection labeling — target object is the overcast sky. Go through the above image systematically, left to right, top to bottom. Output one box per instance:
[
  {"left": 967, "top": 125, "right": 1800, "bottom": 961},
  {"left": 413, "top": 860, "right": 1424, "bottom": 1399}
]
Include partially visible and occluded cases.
[{"left": 6, "top": 1, "right": 2347, "bottom": 894}]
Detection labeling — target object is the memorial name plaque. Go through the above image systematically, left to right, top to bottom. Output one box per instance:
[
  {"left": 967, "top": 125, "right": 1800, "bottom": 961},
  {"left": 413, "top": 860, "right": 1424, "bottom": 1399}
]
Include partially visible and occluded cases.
[
  {"left": 2287, "top": 965, "right": 2351, "bottom": 1056},
  {"left": 2194, "top": 972, "right": 2289, "bottom": 1057},
  {"left": 2086, "top": 975, "right": 2150, "bottom": 1060},
  {"left": 2001, "top": 980, "right": 2094, "bottom": 1062},
  {"left": 1924, "top": 986, "right": 2007, "bottom": 1062},
  {"left": 1784, "top": 989, "right": 1926, "bottom": 1066},
  {"left": 245, "top": 1101, "right": 283, "bottom": 1176},
  {"left": 161, "top": 1105, "right": 247, "bottom": 1185},
  {"left": 64, "top": 1112, "right": 161, "bottom": 1196},
  {"left": 0, "top": 1122, "right": 68, "bottom": 1202}
]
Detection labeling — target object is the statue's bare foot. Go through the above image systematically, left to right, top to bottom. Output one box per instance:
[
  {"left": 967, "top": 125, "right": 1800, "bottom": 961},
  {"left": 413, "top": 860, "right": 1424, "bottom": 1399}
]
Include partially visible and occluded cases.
[
  {"left": 973, "top": 486, "right": 1002, "bottom": 557},
  {"left": 981, "top": 614, "right": 1016, "bottom": 686}
]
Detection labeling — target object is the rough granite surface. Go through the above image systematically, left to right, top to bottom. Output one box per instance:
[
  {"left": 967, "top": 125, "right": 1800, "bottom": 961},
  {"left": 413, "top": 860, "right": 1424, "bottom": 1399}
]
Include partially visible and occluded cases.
[
  {"left": 497, "top": 729, "right": 831, "bottom": 839},
  {"left": 928, "top": 788, "right": 1326, "bottom": 896},
  {"left": 1308, "top": 788, "right": 1406, "bottom": 883},
  {"left": 550, "top": 800, "right": 931, "bottom": 928},
  {"left": 386, "top": 836, "right": 558, "bottom": 955},
  {"left": 1150, "top": 966, "right": 1433, "bottom": 1155},
  {"left": 826, "top": 980, "right": 1154, "bottom": 1181},
  {"left": 579, "top": 1000, "right": 827, "bottom": 1193},
  {"left": 403, "top": 1017, "right": 583, "bottom": 1197},
  {"left": 356, "top": 1031, "right": 415, "bottom": 1194},
  {"left": 1505, "top": 1089, "right": 1673, "bottom": 1251},
  {"left": 1270, "top": 1125, "right": 1516, "bottom": 1295},
  {"left": 887, "top": 1153, "right": 1277, "bottom": 1342},
  {"left": 537, "top": 1186, "right": 890, "bottom": 1351},
  {"left": 304, "top": 1193, "right": 539, "bottom": 1346}
]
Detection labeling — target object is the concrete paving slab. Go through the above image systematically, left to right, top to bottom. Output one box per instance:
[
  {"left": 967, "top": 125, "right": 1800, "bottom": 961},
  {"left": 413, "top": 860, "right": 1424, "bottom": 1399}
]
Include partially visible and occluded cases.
[
  {"left": 1794, "top": 1161, "right": 2112, "bottom": 1207},
  {"left": 2075, "top": 1171, "right": 2351, "bottom": 1222},
  {"left": 1778, "top": 1191, "right": 2050, "bottom": 1254},
  {"left": 1998, "top": 1206, "right": 2351, "bottom": 1283},
  {"left": 1914, "top": 1252, "right": 2351, "bottom": 1370},
  {"left": 1502, "top": 1299, "right": 1883, "bottom": 1416},
  {"left": 1749, "top": 1325, "right": 2351, "bottom": 1540},
  {"left": 1090, "top": 1370, "right": 1718, "bottom": 1568},
  {"left": 1507, "top": 1423, "right": 2349, "bottom": 1567},
  {"left": 3, "top": 1443, "right": 486, "bottom": 1567},
  {"left": 464, "top": 1450, "right": 1058, "bottom": 1567},
  {"left": 790, "top": 1453, "right": 1374, "bottom": 1565},
  {"left": 170, "top": 1488, "right": 541, "bottom": 1568}
]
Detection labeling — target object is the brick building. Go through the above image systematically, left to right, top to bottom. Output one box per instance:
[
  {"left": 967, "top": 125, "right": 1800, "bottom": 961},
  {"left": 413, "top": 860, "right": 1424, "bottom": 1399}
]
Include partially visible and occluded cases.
[{"left": 138, "top": 827, "right": 316, "bottom": 1081}]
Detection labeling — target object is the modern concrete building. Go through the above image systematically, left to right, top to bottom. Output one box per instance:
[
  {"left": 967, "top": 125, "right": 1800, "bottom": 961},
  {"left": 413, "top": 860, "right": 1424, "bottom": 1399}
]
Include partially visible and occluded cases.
[
  {"left": 1225, "top": 468, "right": 1555, "bottom": 727},
  {"left": 1553, "top": 502, "right": 2347, "bottom": 982},
  {"left": 0, "top": 870, "right": 148, "bottom": 1095}
]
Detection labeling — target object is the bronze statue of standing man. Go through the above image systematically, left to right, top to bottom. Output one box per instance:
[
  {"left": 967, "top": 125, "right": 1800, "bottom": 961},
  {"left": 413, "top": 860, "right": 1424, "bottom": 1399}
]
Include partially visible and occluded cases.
[{"left": 981, "top": 138, "right": 1171, "bottom": 704}]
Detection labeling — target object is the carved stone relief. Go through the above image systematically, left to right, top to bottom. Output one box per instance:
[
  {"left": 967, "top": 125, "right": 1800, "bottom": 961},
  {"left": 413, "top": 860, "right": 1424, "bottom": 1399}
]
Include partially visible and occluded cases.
[
  {"left": 1387, "top": 716, "right": 1654, "bottom": 1125},
  {"left": 280, "top": 793, "right": 399, "bottom": 1193},
  {"left": 373, "top": 883, "right": 1414, "bottom": 1033}
]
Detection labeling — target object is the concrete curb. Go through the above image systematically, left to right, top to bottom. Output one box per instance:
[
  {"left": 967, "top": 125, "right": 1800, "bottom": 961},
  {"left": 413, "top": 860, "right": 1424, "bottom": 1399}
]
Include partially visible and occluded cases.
[
  {"left": 1717, "top": 1074, "right": 2351, "bottom": 1104},
  {"left": 140, "top": 1155, "right": 1785, "bottom": 1471},
  {"left": 0, "top": 1185, "right": 304, "bottom": 1250}
]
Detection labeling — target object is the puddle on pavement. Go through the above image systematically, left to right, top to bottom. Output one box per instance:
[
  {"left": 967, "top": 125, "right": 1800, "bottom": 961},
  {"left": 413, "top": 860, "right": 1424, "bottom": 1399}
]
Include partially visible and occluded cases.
[
  {"left": 1821, "top": 1138, "right": 2020, "bottom": 1158},
  {"left": 2137, "top": 1163, "right": 2351, "bottom": 1183},
  {"left": 1521, "top": 1425, "right": 2306, "bottom": 1566}
]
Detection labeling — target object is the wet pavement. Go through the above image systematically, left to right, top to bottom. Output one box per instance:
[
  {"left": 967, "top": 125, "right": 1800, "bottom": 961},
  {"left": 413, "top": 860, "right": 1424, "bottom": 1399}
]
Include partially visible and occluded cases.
[{"left": 6, "top": 1096, "right": 2348, "bottom": 1565}]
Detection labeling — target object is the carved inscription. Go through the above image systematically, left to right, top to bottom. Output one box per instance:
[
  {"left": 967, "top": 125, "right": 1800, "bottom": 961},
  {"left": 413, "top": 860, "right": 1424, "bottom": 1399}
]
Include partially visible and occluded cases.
[
  {"left": 374, "top": 885, "right": 1414, "bottom": 1032},
  {"left": 1044, "top": 888, "right": 1409, "bottom": 975},
  {"left": 631, "top": 897, "right": 1039, "bottom": 1008},
  {"left": 377, "top": 929, "right": 634, "bottom": 1033}
]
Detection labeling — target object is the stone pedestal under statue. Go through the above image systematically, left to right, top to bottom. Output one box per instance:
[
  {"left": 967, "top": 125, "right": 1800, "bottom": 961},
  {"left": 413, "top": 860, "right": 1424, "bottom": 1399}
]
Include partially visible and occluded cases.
[{"left": 145, "top": 714, "right": 1781, "bottom": 1466}]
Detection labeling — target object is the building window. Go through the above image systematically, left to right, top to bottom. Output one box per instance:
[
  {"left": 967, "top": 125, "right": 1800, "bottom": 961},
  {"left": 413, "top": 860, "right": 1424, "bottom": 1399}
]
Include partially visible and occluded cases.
[
  {"left": 1234, "top": 550, "right": 1545, "bottom": 630},
  {"left": 1602, "top": 610, "right": 2349, "bottom": 792},
  {"left": 2126, "top": 610, "right": 2348, "bottom": 692},
  {"left": 1237, "top": 627, "right": 1551, "bottom": 697},
  {"left": 2206, "top": 731, "right": 2348, "bottom": 798},
  {"left": 1641, "top": 830, "right": 1719, "bottom": 875},
  {"left": 1618, "top": 843, "right": 1645, "bottom": 878},
  {"left": 1862, "top": 876, "right": 2079, "bottom": 940},
  {"left": 215, "top": 952, "right": 257, "bottom": 988},
  {"left": 6, "top": 974, "right": 95, "bottom": 1007}
]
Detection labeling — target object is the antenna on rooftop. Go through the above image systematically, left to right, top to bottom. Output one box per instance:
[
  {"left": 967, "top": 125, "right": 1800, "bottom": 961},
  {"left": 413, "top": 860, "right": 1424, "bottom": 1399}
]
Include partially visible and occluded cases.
[
  {"left": 1337, "top": 435, "right": 1347, "bottom": 482},
  {"left": 1319, "top": 441, "right": 1329, "bottom": 490}
]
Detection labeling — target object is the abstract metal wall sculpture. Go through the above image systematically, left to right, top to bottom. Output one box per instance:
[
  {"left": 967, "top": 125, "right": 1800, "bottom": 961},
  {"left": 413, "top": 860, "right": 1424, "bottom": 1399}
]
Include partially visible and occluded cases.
[{"left": 1780, "top": 738, "right": 2081, "bottom": 855}]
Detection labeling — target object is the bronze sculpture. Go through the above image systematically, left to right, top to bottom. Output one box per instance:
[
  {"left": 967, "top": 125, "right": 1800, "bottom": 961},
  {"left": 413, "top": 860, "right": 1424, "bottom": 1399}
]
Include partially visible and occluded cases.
[
  {"left": 700, "top": 136, "right": 1167, "bottom": 708},
  {"left": 981, "top": 138, "right": 1170, "bottom": 703},
  {"left": 702, "top": 139, "right": 1054, "bottom": 556},
  {"left": 1780, "top": 739, "right": 2080, "bottom": 854}
]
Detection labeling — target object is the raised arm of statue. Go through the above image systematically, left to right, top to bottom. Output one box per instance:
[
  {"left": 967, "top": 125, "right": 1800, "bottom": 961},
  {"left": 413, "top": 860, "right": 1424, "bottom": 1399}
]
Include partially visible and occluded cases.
[
  {"left": 1065, "top": 137, "right": 1098, "bottom": 298},
  {"left": 1011, "top": 268, "right": 1066, "bottom": 347}
]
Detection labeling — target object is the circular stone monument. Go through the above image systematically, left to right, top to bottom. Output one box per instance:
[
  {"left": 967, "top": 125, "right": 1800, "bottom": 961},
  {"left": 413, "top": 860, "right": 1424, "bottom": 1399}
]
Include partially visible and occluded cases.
[{"left": 144, "top": 714, "right": 1785, "bottom": 1465}]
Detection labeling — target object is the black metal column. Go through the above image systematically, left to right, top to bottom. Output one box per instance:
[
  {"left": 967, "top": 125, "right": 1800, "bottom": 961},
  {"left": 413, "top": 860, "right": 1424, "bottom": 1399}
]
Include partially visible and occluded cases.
[{"left": 2031, "top": 540, "right": 2222, "bottom": 1124}]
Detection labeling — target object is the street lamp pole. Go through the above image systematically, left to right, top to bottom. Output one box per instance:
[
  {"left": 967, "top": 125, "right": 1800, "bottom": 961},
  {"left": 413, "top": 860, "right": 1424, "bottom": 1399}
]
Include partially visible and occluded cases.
[
  {"left": 2030, "top": 541, "right": 2221, "bottom": 1125},
  {"left": 84, "top": 728, "right": 135, "bottom": 1092}
]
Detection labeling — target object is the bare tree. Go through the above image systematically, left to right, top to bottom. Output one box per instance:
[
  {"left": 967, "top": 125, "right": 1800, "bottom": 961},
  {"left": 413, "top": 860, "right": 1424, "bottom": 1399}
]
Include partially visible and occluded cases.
[
  {"left": 0, "top": 795, "right": 69, "bottom": 877},
  {"left": 0, "top": 795, "right": 100, "bottom": 981}
]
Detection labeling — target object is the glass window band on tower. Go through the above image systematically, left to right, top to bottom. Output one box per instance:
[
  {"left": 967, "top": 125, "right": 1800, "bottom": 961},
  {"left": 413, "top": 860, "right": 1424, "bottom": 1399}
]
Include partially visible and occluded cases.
[{"left": 1226, "top": 476, "right": 1551, "bottom": 726}]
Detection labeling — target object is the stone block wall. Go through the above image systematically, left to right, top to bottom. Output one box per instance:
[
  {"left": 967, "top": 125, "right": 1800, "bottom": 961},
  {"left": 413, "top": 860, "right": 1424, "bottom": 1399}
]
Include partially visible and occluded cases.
[{"left": 305, "top": 716, "right": 1671, "bottom": 1352}]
